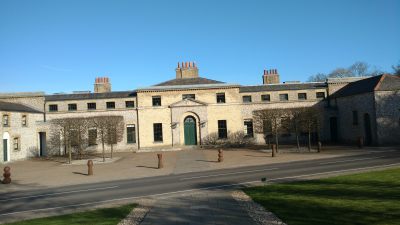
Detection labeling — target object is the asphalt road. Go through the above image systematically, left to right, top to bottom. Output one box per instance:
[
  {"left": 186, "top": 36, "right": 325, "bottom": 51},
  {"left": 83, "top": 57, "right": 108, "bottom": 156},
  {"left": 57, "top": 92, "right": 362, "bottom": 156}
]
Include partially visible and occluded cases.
[{"left": 1, "top": 149, "right": 399, "bottom": 223}]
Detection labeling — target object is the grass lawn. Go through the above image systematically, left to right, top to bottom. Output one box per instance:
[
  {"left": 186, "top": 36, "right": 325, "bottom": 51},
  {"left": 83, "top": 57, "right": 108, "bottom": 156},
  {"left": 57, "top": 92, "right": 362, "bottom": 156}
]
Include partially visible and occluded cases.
[
  {"left": 244, "top": 168, "right": 400, "bottom": 225},
  {"left": 6, "top": 204, "right": 136, "bottom": 225}
]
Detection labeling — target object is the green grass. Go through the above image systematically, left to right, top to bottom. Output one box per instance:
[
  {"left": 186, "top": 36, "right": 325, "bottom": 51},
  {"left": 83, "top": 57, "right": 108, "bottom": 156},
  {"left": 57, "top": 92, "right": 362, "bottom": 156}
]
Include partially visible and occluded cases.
[
  {"left": 244, "top": 168, "right": 400, "bottom": 225},
  {"left": 6, "top": 204, "right": 136, "bottom": 225}
]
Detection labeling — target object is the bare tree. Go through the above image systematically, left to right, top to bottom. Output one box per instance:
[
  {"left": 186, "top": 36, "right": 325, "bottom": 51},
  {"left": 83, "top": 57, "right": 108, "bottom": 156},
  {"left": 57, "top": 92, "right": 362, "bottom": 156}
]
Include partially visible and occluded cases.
[
  {"left": 349, "top": 61, "right": 369, "bottom": 77},
  {"left": 329, "top": 68, "right": 353, "bottom": 78},
  {"left": 307, "top": 73, "right": 327, "bottom": 82},
  {"left": 300, "top": 107, "right": 321, "bottom": 151},
  {"left": 288, "top": 108, "right": 307, "bottom": 150},
  {"left": 253, "top": 109, "right": 285, "bottom": 151},
  {"left": 93, "top": 116, "right": 108, "bottom": 162},
  {"left": 105, "top": 116, "right": 124, "bottom": 158}
]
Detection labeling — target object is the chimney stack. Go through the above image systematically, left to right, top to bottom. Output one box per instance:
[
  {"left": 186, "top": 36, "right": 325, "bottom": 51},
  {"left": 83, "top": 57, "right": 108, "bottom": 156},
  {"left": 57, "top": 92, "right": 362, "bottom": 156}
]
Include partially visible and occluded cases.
[
  {"left": 176, "top": 61, "right": 199, "bottom": 79},
  {"left": 262, "top": 68, "right": 280, "bottom": 84},
  {"left": 94, "top": 76, "right": 112, "bottom": 93}
]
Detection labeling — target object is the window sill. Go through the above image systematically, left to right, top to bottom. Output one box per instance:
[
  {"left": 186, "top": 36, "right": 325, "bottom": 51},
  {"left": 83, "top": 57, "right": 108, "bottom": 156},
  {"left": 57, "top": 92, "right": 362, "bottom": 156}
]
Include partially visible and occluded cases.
[
  {"left": 153, "top": 141, "right": 164, "bottom": 143},
  {"left": 127, "top": 142, "right": 137, "bottom": 145}
]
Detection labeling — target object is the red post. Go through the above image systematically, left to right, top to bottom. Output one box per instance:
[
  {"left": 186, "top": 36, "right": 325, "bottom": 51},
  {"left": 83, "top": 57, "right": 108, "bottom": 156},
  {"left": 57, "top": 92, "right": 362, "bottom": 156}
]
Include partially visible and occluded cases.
[
  {"left": 271, "top": 144, "right": 276, "bottom": 157},
  {"left": 218, "top": 149, "right": 224, "bottom": 162},
  {"left": 157, "top": 154, "right": 163, "bottom": 169},
  {"left": 87, "top": 160, "right": 93, "bottom": 176},
  {"left": 2, "top": 166, "right": 11, "bottom": 184}
]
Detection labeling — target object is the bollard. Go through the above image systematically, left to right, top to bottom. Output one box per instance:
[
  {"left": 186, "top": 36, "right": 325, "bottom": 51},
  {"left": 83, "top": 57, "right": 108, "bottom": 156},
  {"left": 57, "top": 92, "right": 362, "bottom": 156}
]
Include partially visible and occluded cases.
[
  {"left": 358, "top": 137, "right": 364, "bottom": 149},
  {"left": 317, "top": 141, "right": 322, "bottom": 153},
  {"left": 271, "top": 144, "right": 276, "bottom": 157},
  {"left": 218, "top": 149, "right": 224, "bottom": 162},
  {"left": 157, "top": 153, "right": 163, "bottom": 169},
  {"left": 87, "top": 160, "right": 93, "bottom": 176},
  {"left": 2, "top": 166, "right": 11, "bottom": 184}
]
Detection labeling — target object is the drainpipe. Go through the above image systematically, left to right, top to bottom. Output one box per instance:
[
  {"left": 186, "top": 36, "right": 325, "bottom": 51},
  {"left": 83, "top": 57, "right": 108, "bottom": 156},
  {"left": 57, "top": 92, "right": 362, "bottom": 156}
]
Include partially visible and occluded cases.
[
  {"left": 170, "top": 106, "right": 173, "bottom": 147},
  {"left": 136, "top": 107, "right": 140, "bottom": 150}
]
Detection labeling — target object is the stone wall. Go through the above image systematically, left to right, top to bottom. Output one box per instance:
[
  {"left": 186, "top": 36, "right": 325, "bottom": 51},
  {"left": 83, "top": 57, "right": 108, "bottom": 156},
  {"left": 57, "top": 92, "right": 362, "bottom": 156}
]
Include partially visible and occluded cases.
[
  {"left": 374, "top": 90, "right": 400, "bottom": 145},
  {"left": 335, "top": 92, "right": 377, "bottom": 145},
  {"left": 1, "top": 111, "right": 44, "bottom": 162}
]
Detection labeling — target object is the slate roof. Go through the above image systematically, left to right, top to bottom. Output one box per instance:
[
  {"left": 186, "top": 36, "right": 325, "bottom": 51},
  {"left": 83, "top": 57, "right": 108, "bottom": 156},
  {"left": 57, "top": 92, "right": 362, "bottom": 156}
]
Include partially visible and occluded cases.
[
  {"left": 332, "top": 74, "right": 400, "bottom": 98},
  {"left": 154, "top": 77, "right": 224, "bottom": 86},
  {"left": 239, "top": 82, "right": 327, "bottom": 93},
  {"left": 137, "top": 83, "right": 240, "bottom": 92},
  {"left": 45, "top": 91, "right": 137, "bottom": 101},
  {"left": 0, "top": 101, "right": 43, "bottom": 113}
]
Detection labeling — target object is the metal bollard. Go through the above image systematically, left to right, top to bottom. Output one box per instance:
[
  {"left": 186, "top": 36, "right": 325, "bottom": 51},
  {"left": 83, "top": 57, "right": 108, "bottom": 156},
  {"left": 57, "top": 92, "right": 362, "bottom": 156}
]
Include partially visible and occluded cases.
[
  {"left": 358, "top": 137, "right": 364, "bottom": 149},
  {"left": 317, "top": 141, "right": 322, "bottom": 153},
  {"left": 271, "top": 144, "right": 276, "bottom": 157},
  {"left": 218, "top": 149, "right": 224, "bottom": 162},
  {"left": 157, "top": 153, "right": 163, "bottom": 169},
  {"left": 87, "top": 160, "right": 93, "bottom": 176},
  {"left": 2, "top": 166, "right": 11, "bottom": 184}
]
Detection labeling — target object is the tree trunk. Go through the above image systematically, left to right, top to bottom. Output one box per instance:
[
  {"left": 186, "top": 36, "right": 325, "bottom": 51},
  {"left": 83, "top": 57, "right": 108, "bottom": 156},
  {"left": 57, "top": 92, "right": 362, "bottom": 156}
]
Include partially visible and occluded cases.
[
  {"left": 275, "top": 123, "right": 279, "bottom": 153},
  {"left": 295, "top": 125, "right": 300, "bottom": 150},
  {"left": 308, "top": 128, "right": 311, "bottom": 151},
  {"left": 101, "top": 131, "right": 105, "bottom": 162},
  {"left": 68, "top": 144, "right": 72, "bottom": 164},
  {"left": 111, "top": 144, "right": 113, "bottom": 159}
]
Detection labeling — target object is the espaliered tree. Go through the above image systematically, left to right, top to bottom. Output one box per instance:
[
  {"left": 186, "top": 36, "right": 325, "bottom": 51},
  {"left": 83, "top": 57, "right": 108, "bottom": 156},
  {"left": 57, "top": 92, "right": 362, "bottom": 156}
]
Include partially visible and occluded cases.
[
  {"left": 300, "top": 107, "right": 321, "bottom": 151},
  {"left": 253, "top": 108, "right": 285, "bottom": 151},
  {"left": 93, "top": 115, "right": 124, "bottom": 161},
  {"left": 105, "top": 116, "right": 124, "bottom": 159},
  {"left": 50, "top": 117, "right": 89, "bottom": 163}
]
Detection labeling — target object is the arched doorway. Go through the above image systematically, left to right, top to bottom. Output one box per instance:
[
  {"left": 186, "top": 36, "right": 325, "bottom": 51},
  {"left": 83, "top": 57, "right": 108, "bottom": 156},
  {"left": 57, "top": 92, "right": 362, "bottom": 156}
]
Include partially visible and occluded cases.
[
  {"left": 364, "top": 113, "right": 372, "bottom": 145},
  {"left": 184, "top": 116, "right": 197, "bottom": 145},
  {"left": 3, "top": 132, "right": 10, "bottom": 162}
]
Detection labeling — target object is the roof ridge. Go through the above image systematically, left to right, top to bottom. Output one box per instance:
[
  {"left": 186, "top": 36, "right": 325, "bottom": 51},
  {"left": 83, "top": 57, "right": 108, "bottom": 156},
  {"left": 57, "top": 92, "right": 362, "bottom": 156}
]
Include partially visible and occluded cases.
[{"left": 374, "top": 74, "right": 386, "bottom": 91}]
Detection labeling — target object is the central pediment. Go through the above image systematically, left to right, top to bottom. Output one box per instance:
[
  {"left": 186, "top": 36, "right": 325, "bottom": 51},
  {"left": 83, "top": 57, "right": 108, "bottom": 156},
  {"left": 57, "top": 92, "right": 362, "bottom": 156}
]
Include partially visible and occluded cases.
[{"left": 169, "top": 98, "right": 208, "bottom": 108}]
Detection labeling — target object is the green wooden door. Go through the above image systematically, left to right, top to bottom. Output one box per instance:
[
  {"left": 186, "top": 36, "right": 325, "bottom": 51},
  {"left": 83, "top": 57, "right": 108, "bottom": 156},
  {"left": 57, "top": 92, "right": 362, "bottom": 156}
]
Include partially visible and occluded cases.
[
  {"left": 184, "top": 117, "right": 197, "bottom": 145},
  {"left": 3, "top": 139, "right": 7, "bottom": 162}
]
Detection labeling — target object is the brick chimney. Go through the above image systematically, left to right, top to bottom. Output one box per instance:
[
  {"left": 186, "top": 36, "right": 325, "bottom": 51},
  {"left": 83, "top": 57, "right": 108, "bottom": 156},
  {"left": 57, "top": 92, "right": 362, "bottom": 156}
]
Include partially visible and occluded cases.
[
  {"left": 176, "top": 61, "right": 199, "bottom": 79},
  {"left": 262, "top": 69, "right": 280, "bottom": 84},
  {"left": 94, "top": 77, "right": 111, "bottom": 93}
]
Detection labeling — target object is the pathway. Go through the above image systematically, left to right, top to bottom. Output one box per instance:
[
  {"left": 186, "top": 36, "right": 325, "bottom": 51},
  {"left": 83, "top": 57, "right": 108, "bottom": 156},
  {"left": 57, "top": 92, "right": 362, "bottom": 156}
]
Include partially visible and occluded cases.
[{"left": 141, "top": 190, "right": 255, "bottom": 225}]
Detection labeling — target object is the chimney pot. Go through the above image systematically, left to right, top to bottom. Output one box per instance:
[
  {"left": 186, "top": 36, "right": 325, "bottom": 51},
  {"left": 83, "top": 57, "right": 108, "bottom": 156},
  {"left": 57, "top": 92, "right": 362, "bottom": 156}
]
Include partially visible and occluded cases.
[
  {"left": 177, "top": 62, "right": 180, "bottom": 68},
  {"left": 193, "top": 62, "right": 196, "bottom": 68}
]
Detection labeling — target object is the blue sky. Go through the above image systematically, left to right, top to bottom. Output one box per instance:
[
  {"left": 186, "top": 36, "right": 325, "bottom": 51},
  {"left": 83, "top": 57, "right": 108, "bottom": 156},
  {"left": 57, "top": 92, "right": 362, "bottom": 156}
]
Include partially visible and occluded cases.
[{"left": 1, "top": 0, "right": 399, "bottom": 94}]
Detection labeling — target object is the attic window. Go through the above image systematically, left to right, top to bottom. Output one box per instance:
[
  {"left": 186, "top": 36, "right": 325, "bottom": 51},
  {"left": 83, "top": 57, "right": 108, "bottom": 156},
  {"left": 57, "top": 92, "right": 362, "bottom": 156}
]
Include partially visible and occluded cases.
[{"left": 182, "top": 94, "right": 195, "bottom": 100}]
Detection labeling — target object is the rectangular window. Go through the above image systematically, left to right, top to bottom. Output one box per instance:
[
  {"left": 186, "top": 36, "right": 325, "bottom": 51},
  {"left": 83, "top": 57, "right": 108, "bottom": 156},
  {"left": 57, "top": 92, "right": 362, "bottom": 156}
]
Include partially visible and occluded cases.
[
  {"left": 316, "top": 92, "right": 325, "bottom": 99},
  {"left": 216, "top": 93, "right": 226, "bottom": 103},
  {"left": 298, "top": 93, "right": 307, "bottom": 100},
  {"left": 182, "top": 94, "right": 195, "bottom": 100},
  {"left": 261, "top": 94, "right": 270, "bottom": 102},
  {"left": 279, "top": 94, "right": 289, "bottom": 101},
  {"left": 242, "top": 95, "right": 252, "bottom": 103},
  {"left": 152, "top": 96, "right": 162, "bottom": 106},
  {"left": 125, "top": 101, "right": 135, "bottom": 108},
  {"left": 87, "top": 102, "right": 96, "bottom": 110},
  {"left": 106, "top": 102, "right": 115, "bottom": 109},
  {"left": 49, "top": 104, "right": 58, "bottom": 112},
  {"left": 68, "top": 104, "right": 77, "bottom": 111},
  {"left": 352, "top": 111, "right": 358, "bottom": 125},
  {"left": 3, "top": 115, "right": 9, "bottom": 126},
  {"left": 22, "top": 115, "right": 27, "bottom": 126},
  {"left": 280, "top": 117, "right": 291, "bottom": 134},
  {"left": 218, "top": 120, "right": 227, "bottom": 139},
  {"left": 244, "top": 120, "right": 254, "bottom": 137},
  {"left": 153, "top": 123, "right": 163, "bottom": 142},
  {"left": 127, "top": 125, "right": 136, "bottom": 144},
  {"left": 88, "top": 128, "right": 97, "bottom": 146},
  {"left": 13, "top": 138, "right": 19, "bottom": 150}
]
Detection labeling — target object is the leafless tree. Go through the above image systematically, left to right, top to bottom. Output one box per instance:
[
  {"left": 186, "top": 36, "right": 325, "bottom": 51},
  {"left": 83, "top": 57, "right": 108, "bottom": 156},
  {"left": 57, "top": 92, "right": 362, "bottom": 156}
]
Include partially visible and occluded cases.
[
  {"left": 307, "top": 73, "right": 327, "bottom": 82},
  {"left": 300, "top": 107, "right": 321, "bottom": 151},
  {"left": 253, "top": 108, "right": 285, "bottom": 151},
  {"left": 288, "top": 108, "right": 307, "bottom": 150},
  {"left": 105, "top": 116, "right": 124, "bottom": 158},
  {"left": 50, "top": 117, "right": 88, "bottom": 163}
]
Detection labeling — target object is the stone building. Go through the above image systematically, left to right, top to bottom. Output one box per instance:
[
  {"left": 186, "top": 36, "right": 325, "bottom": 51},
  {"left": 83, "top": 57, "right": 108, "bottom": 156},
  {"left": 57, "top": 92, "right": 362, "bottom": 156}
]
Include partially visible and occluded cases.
[{"left": 1, "top": 62, "right": 399, "bottom": 162}]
